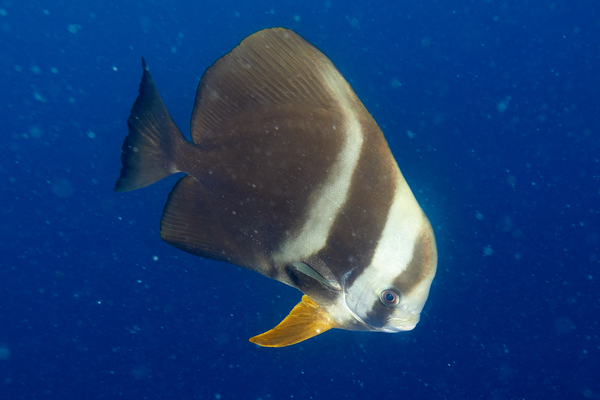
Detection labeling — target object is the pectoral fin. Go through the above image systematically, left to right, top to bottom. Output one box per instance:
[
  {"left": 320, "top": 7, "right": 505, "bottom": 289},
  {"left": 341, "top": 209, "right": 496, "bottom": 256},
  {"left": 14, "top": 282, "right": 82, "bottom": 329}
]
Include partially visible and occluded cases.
[
  {"left": 292, "top": 262, "right": 341, "bottom": 291},
  {"left": 249, "top": 296, "right": 337, "bottom": 347}
]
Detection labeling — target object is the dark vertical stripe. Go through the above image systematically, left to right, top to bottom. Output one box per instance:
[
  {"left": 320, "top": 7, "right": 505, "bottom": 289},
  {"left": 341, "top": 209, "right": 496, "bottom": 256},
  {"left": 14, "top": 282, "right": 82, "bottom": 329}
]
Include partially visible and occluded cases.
[
  {"left": 313, "top": 117, "right": 399, "bottom": 286},
  {"left": 391, "top": 227, "right": 435, "bottom": 294}
]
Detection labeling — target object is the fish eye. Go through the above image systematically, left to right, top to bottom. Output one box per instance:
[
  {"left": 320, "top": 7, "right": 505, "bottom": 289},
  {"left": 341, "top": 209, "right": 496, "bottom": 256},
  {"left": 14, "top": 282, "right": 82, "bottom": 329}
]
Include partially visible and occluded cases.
[{"left": 380, "top": 289, "right": 400, "bottom": 307}]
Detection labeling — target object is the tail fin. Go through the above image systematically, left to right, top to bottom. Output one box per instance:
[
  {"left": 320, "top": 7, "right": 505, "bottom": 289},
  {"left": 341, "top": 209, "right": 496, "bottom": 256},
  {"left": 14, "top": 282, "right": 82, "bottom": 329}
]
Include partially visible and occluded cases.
[{"left": 114, "top": 58, "right": 187, "bottom": 192}]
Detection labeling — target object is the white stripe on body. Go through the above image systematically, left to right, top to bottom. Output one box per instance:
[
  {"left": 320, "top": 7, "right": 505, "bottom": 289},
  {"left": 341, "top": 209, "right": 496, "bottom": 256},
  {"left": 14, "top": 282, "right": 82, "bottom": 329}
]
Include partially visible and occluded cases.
[{"left": 273, "top": 64, "right": 364, "bottom": 264}]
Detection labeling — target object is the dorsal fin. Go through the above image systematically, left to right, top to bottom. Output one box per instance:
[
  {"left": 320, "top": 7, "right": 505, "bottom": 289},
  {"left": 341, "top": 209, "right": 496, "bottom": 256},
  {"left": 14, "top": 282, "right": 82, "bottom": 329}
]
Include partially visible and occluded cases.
[{"left": 190, "top": 28, "right": 361, "bottom": 145}]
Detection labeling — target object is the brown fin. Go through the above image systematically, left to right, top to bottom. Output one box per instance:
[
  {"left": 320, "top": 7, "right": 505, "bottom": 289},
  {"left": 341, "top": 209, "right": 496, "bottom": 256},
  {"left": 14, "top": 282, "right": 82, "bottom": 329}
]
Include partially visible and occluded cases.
[
  {"left": 190, "top": 27, "right": 356, "bottom": 144},
  {"left": 114, "top": 58, "right": 187, "bottom": 192},
  {"left": 160, "top": 175, "right": 248, "bottom": 266},
  {"left": 249, "top": 295, "right": 337, "bottom": 347}
]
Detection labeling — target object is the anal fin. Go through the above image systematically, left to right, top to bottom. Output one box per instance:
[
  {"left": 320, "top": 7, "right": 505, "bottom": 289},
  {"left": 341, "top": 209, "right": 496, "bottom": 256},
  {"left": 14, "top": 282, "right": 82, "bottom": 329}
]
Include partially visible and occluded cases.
[
  {"left": 160, "top": 175, "right": 245, "bottom": 265},
  {"left": 249, "top": 296, "right": 337, "bottom": 347}
]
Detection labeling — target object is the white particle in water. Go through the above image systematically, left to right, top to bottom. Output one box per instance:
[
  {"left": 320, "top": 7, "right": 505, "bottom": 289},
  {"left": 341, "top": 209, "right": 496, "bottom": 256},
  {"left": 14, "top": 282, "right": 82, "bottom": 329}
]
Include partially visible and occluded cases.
[
  {"left": 67, "top": 24, "right": 81, "bottom": 34},
  {"left": 33, "top": 91, "right": 46, "bottom": 102},
  {"left": 497, "top": 100, "right": 508, "bottom": 113},
  {"left": 30, "top": 126, "right": 43, "bottom": 138},
  {"left": 51, "top": 179, "right": 75, "bottom": 198},
  {"left": 483, "top": 246, "right": 493, "bottom": 256},
  {"left": 0, "top": 346, "right": 10, "bottom": 360}
]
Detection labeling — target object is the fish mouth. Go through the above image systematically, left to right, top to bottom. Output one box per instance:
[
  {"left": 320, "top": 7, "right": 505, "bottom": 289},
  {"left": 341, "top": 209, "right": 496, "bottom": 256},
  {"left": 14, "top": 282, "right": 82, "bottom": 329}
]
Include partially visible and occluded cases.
[
  {"left": 343, "top": 310, "right": 419, "bottom": 333},
  {"left": 384, "top": 315, "right": 420, "bottom": 332},
  {"left": 362, "top": 319, "right": 418, "bottom": 333},
  {"left": 384, "top": 323, "right": 417, "bottom": 332}
]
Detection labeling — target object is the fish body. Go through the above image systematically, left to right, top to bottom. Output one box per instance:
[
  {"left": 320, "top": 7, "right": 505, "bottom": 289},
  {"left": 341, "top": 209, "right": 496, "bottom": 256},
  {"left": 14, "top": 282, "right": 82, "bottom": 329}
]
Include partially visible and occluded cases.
[{"left": 115, "top": 28, "right": 437, "bottom": 347}]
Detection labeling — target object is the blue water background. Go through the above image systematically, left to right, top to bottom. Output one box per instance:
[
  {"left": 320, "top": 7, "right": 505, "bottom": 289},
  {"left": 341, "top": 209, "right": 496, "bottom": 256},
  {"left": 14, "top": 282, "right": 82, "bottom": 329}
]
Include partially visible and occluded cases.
[{"left": 1, "top": 0, "right": 598, "bottom": 398}]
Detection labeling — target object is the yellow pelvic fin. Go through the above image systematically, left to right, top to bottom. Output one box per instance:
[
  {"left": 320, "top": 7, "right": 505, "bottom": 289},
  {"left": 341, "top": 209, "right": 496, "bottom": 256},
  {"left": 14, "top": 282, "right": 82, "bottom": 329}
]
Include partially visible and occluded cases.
[{"left": 249, "top": 295, "right": 337, "bottom": 347}]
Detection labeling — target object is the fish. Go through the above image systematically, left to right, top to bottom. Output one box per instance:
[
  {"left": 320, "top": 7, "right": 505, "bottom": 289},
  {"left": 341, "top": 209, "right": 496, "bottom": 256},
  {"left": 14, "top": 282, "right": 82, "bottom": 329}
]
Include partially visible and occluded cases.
[{"left": 114, "top": 28, "right": 437, "bottom": 347}]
